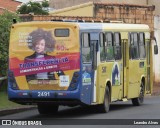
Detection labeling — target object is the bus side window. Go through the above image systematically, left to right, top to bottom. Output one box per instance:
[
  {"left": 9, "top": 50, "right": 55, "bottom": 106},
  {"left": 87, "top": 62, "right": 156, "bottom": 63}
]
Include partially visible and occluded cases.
[
  {"left": 100, "top": 32, "right": 106, "bottom": 62},
  {"left": 105, "top": 32, "right": 114, "bottom": 61},
  {"left": 114, "top": 32, "right": 122, "bottom": 60},
  {"left": 139, "top": 32, "right": 146, "bottom": 58},
  {"left": 82, "top": 33, "right": 91, "bottom": 63},
  {"left": 129, "top": 33, "right": 139, "bottom": 59}
]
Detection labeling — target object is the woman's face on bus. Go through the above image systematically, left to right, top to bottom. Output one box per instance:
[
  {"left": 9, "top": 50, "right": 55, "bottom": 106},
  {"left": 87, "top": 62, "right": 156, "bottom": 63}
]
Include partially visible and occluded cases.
[{"left": 35, "top": 39, "right": 45, "bottom": 53}]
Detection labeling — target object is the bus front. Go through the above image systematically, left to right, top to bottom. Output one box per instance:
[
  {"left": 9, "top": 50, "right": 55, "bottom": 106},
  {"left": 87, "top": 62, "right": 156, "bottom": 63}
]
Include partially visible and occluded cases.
[{"left": 8, "top": 22, "right": 82, "bottom": 114}]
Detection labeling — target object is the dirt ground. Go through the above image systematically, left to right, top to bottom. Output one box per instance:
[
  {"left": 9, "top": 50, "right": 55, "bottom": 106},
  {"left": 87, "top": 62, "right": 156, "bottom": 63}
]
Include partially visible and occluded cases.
[{"left": 152, "top": 82, "right": 160, "bottom": 96}]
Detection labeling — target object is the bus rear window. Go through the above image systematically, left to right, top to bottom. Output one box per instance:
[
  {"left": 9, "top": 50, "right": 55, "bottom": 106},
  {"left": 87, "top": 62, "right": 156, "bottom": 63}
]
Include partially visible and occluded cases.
[{"left": 55, "top": 29, "right": 69, "bottom": 37}]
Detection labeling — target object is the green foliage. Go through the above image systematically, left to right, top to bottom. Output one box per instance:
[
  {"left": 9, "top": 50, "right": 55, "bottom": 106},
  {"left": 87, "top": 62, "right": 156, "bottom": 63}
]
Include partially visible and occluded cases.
[
  {"left": 42, "top": 0, "right": 49, "bottom": 7},
  {"left": 17, "top": 1, "right": 49, "bottom": 15},
  {"left": 0, "top": 11, "right": 20, "bottom": 76},
  {"left": 0, "top": 91, "right": 24, "bottom": 110}
]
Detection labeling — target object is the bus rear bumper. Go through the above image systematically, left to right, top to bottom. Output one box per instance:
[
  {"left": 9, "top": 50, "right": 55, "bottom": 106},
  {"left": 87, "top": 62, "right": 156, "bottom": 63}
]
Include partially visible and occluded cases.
[{"left": 8, "top": 88, "right": 83, "bottom": 106}]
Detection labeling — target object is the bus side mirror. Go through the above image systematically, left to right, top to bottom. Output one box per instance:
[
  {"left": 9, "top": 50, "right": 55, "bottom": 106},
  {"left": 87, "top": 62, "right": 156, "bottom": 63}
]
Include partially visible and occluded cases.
[
  {"left": 13, "top": 18, "right": 17, "bottom": 24},
  {"left": 153, "top": 37, "right": 158, "bottom": 55},
  {"left": 154, "top": 45, "right": 158, "bottom": 55}
]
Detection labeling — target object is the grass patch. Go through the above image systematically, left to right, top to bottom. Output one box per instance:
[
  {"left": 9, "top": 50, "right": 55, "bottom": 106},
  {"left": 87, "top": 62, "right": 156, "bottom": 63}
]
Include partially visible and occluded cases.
[
  {"left": 0, "top": 80, "right": 23, "bottom": 110},
  {"left": 0, "top": 91, "right": 23, "bottom": 110}
]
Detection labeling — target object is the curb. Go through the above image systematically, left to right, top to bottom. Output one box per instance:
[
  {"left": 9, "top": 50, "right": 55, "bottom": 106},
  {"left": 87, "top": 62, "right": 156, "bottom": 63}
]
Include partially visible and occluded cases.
[
  {"left": 152, "top": 93, "right": 160, "bottom": 96},
  {"left": 0, "top": 106, "right": 37, "bottom": 117}
]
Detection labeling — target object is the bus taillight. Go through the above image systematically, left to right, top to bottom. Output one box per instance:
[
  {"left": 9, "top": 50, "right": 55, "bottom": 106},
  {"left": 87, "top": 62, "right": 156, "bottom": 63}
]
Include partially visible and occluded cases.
[
  {"left": 8, "top": 70, "right": 19, "bottom": 90},
  {"left": 68, "top": 72, "right": 79, "bottom": 91},
  {"left": 74, "top": 72, "right": 79, "bottom": 77}
]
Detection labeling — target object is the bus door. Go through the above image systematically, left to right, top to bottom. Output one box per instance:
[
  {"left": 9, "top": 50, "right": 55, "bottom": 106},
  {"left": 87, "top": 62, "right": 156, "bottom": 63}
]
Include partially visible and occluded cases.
[
  {"left": 81, "top": 32, "right": 99, "bottom": 105},
  {"left": 110, "top": 32, "right": 124, "bottom": 101},
  {"left": 90, "top": 33, "right": 100, "bottom": 103},
  {"left": 122, "top": 39, "right": 129, "bottom": 98},
  {"left": 146, "top": 39, "right": 151, "bottom": 94}
]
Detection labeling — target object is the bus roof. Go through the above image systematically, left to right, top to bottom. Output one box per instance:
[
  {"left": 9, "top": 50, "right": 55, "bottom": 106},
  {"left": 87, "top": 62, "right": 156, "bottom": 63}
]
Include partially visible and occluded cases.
[
  {"left": 12, "top": 21, "right": 150, "bottom": 32},
  {"left": 78, "top": 22, "right": 150, "bottom": 31}
]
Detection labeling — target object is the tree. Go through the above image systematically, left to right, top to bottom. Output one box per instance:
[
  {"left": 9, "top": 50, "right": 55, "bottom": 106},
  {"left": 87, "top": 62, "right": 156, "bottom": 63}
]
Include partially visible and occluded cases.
[
  {"left": 42, "top": 0, "right": 49, "bottom": 7},
  {"left": 17, "top": 1, "right": 49, "bottom": 15},
  {"left": 0, "top": 11, "right": 20, "bottom": 76}
]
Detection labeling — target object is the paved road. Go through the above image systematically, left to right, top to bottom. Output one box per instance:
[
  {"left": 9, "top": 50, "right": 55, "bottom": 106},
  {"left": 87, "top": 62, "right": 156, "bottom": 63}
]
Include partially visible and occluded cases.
[{"left": 0, "top": 95, "right": 160, "bottom": 128}]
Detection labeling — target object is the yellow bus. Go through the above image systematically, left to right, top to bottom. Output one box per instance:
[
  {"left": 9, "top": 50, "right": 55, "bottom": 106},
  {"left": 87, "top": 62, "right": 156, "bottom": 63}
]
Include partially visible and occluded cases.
[{"left": 8, "top": 21, "right": 158, "bottom": 114}]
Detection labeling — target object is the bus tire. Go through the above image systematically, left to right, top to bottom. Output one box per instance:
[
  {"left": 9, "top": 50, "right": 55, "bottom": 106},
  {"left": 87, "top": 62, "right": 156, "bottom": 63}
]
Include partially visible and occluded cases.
[
  {"left": 132, "top": 82, "right": 144, "bottom": 106},
  {"left": 98, "top": 86, "right": 110, "bottom": 113},
  {"left": 37, "top": 104, "right": 59, "bottom": 115}
]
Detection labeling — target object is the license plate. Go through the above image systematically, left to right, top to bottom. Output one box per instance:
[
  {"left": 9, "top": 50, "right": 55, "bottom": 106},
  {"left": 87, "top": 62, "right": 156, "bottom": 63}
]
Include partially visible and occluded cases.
[{"left": 38, "top": 91, "right": 50, "bottom": 97}]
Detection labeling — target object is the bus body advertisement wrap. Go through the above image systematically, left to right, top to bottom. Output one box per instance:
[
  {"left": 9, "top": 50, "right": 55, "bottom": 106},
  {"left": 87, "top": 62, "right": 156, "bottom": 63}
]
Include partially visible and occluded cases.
[{"left": 9, "top": 23, "right": 80, "bottom": 91}]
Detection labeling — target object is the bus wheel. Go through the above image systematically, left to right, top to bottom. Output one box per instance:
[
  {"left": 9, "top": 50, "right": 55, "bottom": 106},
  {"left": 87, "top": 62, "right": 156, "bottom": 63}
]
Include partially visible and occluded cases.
[
  {"left": 132, "top": 82, "right": 144, "bottom": 106},
  {"left": 98, "top": 86, "right": 110, "bottom": 113},
  {"left": 37, "top": 104, "right": 59, "bottom": 115}
]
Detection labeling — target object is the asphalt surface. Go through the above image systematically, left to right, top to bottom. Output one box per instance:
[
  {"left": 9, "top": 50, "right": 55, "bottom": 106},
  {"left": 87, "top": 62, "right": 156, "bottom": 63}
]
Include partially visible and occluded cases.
[{"left": 0, "top": 95, "right": 160, "bottom": 128}]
